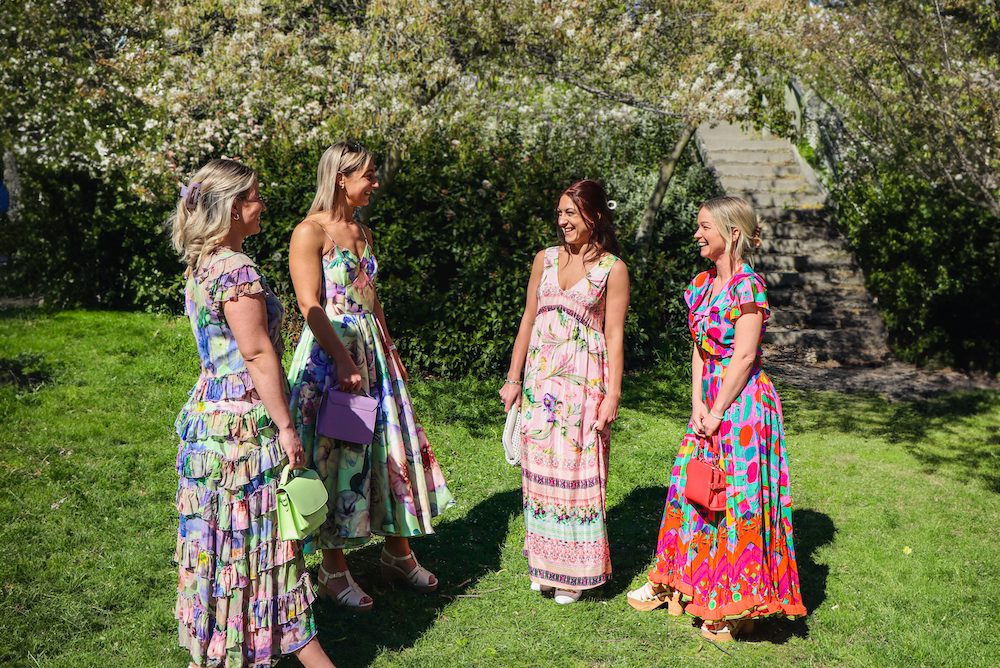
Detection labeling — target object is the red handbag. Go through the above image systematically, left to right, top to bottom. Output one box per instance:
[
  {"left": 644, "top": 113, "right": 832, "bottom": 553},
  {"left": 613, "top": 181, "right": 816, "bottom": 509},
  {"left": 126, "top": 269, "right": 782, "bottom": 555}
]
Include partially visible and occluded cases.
[{"left": 684, "top": 436, "right": 728, "bottom": 512}]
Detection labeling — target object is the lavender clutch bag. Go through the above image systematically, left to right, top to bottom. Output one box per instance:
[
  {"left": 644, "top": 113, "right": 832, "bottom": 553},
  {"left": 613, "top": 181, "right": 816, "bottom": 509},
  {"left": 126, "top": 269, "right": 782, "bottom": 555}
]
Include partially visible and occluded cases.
[{"left": 316, "top": 388, "right": 379, "bottom": 445}]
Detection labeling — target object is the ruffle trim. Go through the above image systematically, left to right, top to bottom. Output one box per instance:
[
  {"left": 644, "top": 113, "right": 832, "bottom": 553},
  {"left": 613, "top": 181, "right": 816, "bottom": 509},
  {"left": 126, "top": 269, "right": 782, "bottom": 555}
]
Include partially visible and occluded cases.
[
  {"left": 212, "top": 264, "right": 265, "bottom": 305},
  {"left": 726, "top": 273, "right": 771, "bottom": 323},
  {"left": 186, "top": 369, "right": 257, "bottom": 403},
  {"left": 175, "top": 401, "right": 271, "bottom": 443},
  {"left": 175, "top": 431, "right": 283, "bottom": 490},
  {"left": 176, "top": 477, "right": 277, "bottom": 531},
  {"left": 175, "top": 535, "right": 300, "bottom": 594},
  {"left": 175, "top": 571, "right": 316, "bottom": 639},
  {"left": 647, "top": 572, "right": 806, "bottom": 620}
]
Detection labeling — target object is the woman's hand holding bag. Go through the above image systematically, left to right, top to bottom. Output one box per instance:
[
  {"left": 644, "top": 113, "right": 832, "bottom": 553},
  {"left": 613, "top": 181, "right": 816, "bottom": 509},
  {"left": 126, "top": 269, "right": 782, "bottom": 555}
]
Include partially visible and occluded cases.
[
  {"left": 684, "top": 435, "right": 728, "bottom": 512},
  {"left": 276, "top": 464, "right": 329, "bottom": 541}
]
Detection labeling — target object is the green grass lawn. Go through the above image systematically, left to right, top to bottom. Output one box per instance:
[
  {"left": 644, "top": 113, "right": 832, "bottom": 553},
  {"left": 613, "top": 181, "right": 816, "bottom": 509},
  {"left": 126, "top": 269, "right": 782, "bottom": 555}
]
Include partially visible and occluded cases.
[{"left": 1, "top": 309, "right": 999, "bottom": 668}]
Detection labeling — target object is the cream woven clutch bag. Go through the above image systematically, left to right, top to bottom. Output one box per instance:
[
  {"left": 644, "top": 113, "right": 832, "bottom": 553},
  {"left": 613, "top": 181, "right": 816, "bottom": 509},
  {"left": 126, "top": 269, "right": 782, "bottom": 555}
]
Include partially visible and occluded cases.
[{"left": 501, "top": 406, "right": 522, "bottom": 466}]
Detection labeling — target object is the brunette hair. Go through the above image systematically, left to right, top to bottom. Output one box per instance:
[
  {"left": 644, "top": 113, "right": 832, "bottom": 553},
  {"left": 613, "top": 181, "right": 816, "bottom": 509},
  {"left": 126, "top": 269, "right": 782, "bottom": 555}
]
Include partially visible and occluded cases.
[
  {"left": 308, "top": 141, "right": 375, "bottom": 214},
  {"left": 170, "top": 158, "right": 257, "bottom": 267},
  {"left": 556, "top": 179, "right": 621, "bottom": 261},
  {"left": 701, "top": 196, "right": 762, "bottom": 268}
]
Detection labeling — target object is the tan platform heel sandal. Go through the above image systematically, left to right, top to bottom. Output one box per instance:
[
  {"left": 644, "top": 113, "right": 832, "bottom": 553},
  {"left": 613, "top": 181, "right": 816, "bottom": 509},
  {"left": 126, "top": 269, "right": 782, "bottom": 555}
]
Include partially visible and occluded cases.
[
  {"left": 380, "top": 548, "right": 438, "bottom": 593},
  {"left": 317, "top": 565, "right": 374, "bottom": 612},
  {"left": 626, "top": 581, "right": 684, "bottom": 615},
  {"left": 701, "top": 617, "right": 754, "bottom": 642}
]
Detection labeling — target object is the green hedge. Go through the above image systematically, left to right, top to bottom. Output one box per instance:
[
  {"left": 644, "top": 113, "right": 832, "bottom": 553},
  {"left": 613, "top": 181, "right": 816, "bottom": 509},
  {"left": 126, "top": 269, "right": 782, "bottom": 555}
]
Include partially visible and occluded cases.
[
  {"left": 0, "top": 122, "right": 719, "bottom": 376},
  {"left": 836, "top": 173, "right": 1000, "bottom": 371}
]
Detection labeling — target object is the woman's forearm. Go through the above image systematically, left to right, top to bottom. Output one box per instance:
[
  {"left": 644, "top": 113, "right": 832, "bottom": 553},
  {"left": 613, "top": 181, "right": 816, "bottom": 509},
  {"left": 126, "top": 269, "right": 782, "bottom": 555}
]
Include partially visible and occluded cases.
[
  {"left": 300, "top": 302, "right": 353, "bottom": 365},
  {"left": 506, "top": 312, "right": 535, "bottom": 381},
  {"left": 605, "top": 332, "right": 624, "bottom": 400},
  {"left": 244, "top": 350, "right": 295, "bottom": 432}
]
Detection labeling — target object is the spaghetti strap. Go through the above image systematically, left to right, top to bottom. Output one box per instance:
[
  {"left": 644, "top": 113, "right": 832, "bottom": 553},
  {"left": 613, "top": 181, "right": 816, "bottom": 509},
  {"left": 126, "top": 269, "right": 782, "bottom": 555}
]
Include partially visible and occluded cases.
[{"left": 306, "top": 218, "right": 337, "bottom": 246}]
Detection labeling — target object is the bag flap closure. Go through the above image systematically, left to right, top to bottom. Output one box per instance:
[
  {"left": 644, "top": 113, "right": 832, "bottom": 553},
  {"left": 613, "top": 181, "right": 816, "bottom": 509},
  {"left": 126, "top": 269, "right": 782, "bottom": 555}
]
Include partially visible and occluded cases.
[
  {"left": 325, "top": 390, "right": 378, "bottom": 413},
  {"left": 279, "top": 467, "right": 329, "bottom": 515}
]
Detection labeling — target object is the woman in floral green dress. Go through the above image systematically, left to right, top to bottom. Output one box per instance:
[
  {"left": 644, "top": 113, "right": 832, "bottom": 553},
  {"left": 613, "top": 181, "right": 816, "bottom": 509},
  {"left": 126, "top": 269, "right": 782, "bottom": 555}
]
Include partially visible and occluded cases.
[
  {"left": 287, "top": 142, "right": 454, "bottom": 612},
  {"left": 171, "top": 159, "right": 335, "bottom": 667},
  {"left": 500, "top": 179, "right": 630, "bottom": 604}
]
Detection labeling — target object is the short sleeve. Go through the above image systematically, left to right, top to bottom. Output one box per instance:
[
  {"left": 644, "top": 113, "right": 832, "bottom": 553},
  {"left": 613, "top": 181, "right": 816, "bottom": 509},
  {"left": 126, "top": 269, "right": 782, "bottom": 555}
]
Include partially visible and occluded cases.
[
  {"left": 210, "top": 253, "right": 266, "bottom": 304},
  {"left": 684, "top": 270, "right": 712, "bottom": 311},
  {"left": 727, "top": 273, "right": 769, "bottom": 322}
]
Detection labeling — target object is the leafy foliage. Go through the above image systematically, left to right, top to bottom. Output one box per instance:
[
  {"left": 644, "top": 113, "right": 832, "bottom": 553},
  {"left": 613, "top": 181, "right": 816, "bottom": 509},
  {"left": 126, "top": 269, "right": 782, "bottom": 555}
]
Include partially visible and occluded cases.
[
  {"left": 797, "top": 0, "right": 1000, "bottom": 371},
  {"left": 258, "top": 122, "right": 719, "bottom": 376},
  {"left": 835, "top": 172, "right": 1000, "bottom": 370}
]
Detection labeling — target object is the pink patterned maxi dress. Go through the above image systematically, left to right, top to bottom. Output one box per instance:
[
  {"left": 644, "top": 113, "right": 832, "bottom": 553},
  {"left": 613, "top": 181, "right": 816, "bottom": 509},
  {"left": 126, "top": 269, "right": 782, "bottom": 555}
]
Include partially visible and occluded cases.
[
  {"left": 518, "top": 247, "right": 620, "bottom": 590},
  {"left": 648, "top": 265, "right": 806, "bottom": 621}
]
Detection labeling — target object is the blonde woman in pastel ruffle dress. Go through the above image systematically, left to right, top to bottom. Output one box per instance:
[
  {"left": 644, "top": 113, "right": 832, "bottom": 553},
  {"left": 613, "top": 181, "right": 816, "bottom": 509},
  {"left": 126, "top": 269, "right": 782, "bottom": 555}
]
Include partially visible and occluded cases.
[{"left": 170, "top": 159, "right": 335, "bottom": 668}]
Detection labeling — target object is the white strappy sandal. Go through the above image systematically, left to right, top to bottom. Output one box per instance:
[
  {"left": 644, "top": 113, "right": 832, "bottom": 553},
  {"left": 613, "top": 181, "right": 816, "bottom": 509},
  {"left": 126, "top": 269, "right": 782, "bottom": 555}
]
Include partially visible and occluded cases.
[
  {"left": 380, "top": 548, "right": 438, "bottom": 593},
  {"left": 317, "top": 565, "right": 374, "bottom": 612},
  {"left": 554, "top": 588, "right": 582, "bottom": 604}
]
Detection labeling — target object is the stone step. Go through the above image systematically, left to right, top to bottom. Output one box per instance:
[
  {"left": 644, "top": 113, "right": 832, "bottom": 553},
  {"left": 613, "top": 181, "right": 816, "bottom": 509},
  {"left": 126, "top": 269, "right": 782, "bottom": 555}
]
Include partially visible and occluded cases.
[
  {"left": 698, "top": 119, "right": 890, "bottom": 366},
  {"left": 701, "top": 138, "right": 791, "bottom": 152},
  {"left": 708, "top": 150, "right": 797, "bottom": 165},
  {"left": 714, "top": 163, "right": 803, "bottom": 178},
  {"left": 721, "top": 176, "right": 814, "bottom": 194},
  {"left": 729, "top": 191, "right": 828, "bottom": 208},
  {"left": 755, "top": 207, "right": 832, "bottom": 223},
  {"left": 759, "top": 220, "right": 840, "bottom": 240},
  {"left": 758, "top": 237, "right": 844, "bottom": 255},
  {"left": 755, "top": 251, "right": 855, "bottom": 272},
  {"left": 761, "top": 269, "right": 865, "bottom": 289},
  {"left": 768, "top": 286, "right": 874, "bottom": 311},
  {"left": 770, "top": 306, "right": 884, "bottom": 330},
  {"left": 763, "top": 327, "right": 888, "bottom": 363}
]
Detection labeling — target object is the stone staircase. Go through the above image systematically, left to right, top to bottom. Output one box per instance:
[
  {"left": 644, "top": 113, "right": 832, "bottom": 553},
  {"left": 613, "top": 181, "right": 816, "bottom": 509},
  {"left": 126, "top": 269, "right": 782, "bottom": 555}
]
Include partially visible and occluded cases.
[{"left": 694, "top": 121, "right": 890, "bottom": 365}]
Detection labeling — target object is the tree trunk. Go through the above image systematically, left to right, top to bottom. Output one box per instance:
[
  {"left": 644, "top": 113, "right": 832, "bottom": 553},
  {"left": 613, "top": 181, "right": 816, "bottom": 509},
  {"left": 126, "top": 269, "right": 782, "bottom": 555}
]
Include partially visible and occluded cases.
[
  {"left": 633, "top": 119, "right": 698, "bottom": 268},
  {"left": 356, "top": 144, "right": 404, "bottom": 226},
  {"left": 3, "top": 149, "right": 22, "bottom": 223}
]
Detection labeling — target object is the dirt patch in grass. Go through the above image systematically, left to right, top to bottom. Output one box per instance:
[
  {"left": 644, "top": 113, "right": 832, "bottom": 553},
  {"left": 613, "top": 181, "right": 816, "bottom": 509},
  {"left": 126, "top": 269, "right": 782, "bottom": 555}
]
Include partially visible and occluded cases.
[{"left": 763, "top": 347, "right": 998, "bottom": 401}]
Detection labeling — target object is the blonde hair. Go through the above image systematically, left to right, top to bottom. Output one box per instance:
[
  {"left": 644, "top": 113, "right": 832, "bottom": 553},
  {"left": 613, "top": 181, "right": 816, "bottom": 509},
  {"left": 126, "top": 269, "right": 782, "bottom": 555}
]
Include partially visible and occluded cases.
[
  {"left": 308, "top": 141, "right": 374, "bottom": 214},
  {"left": 170, "top": 159, "right": 257, "bottom": 268},
  {"left": 701, "top": 196, "right": 762, "bottom": 268}
]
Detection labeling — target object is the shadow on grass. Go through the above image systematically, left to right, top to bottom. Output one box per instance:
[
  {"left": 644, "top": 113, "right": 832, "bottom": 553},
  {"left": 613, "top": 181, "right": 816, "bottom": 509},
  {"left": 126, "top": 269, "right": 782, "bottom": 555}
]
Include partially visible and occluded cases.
[
  {"left": 0, "top": 352, "right": 53, "bottom": 390},
  {"left": 620, "top": 368, "right": 690, "bottom": 420},
  {"left": 408, "top": 376, "right": 507, "bottom": 441},
  {"left": 785, "top": 388, "right": 1000, "bottom": 493},
  {"left": 604, "top": 485, "right": 669, "bottom": 599},
  {"left": 295, "top": 490, "right": 521, "bottom": 668},
  {"left": 738, "top": 508, "right": 835, "bottom": 644}
]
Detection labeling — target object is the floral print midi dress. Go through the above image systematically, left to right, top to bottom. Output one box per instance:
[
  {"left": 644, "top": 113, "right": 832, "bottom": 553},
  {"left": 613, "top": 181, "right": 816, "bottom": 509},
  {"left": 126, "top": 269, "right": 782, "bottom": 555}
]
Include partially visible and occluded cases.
[
  {"left": 286, "top": 239, "right": 454, "bottom": 550},
  {"left": 519, "top": 247, "right": 620, "bottom": 590},
  {"left": 174, "top": 249, "right": 317, "bottom": 667},
  {"left": 648, "top": 264, "right": 807, "bottom": 621}
]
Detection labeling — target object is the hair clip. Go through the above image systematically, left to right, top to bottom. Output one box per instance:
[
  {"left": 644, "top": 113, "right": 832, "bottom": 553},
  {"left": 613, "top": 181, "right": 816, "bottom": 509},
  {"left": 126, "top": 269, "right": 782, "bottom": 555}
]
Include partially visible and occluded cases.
[
  {"left": 180, "top": 181, "right": 201, "bottom": 211},
  {"left": 607, "top": 200, "right": 617, "bottom": 211}
]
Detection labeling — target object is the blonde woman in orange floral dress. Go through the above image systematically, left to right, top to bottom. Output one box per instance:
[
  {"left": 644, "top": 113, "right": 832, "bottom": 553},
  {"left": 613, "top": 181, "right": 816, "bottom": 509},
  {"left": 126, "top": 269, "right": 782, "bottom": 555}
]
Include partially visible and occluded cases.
[{"left": 499, "top": 179, "right": 629, "bottom": 604}]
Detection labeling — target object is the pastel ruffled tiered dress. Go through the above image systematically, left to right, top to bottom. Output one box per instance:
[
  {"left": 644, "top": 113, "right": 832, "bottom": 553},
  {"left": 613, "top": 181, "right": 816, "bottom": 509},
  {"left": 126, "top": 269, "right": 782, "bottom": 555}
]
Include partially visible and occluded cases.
[
  {"left": 287, "top": 240, "right": 453, "bottom": 550},
  {"left": 518, "top": 247, "right": 620, "bottom": 590},
  {"left": 173, "top": 249, "right": 316, "bottom": 667},
  {"left": 647, "top": 264, "right": 807, "bottom": 621}
]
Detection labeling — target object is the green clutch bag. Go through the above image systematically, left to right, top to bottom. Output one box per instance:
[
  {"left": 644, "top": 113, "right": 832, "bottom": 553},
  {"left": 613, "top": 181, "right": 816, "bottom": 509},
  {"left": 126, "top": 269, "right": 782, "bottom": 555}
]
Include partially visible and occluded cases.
[{"left": 276, "top": 464, "right": 329, "bottom": 541}]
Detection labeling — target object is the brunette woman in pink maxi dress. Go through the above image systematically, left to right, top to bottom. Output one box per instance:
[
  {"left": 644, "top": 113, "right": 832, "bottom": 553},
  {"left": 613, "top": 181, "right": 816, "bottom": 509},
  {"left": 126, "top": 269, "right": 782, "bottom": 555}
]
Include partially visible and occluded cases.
[{"left": 500, "top": 180, "right": 630, "bottom": 604}]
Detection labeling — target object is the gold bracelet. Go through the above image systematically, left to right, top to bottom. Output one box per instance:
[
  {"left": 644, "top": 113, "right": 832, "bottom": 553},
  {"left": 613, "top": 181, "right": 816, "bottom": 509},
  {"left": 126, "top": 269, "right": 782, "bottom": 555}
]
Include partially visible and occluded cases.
[{"left": 505, "top": 380, "right": 522, "bottom": 386}]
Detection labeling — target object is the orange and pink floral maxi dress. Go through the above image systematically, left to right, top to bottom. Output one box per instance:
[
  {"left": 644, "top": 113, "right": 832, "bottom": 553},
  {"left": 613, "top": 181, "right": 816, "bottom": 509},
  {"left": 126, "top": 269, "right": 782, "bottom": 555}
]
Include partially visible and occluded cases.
[{"left": 519, "top": 247, "right": 619, "bottom": 590}]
